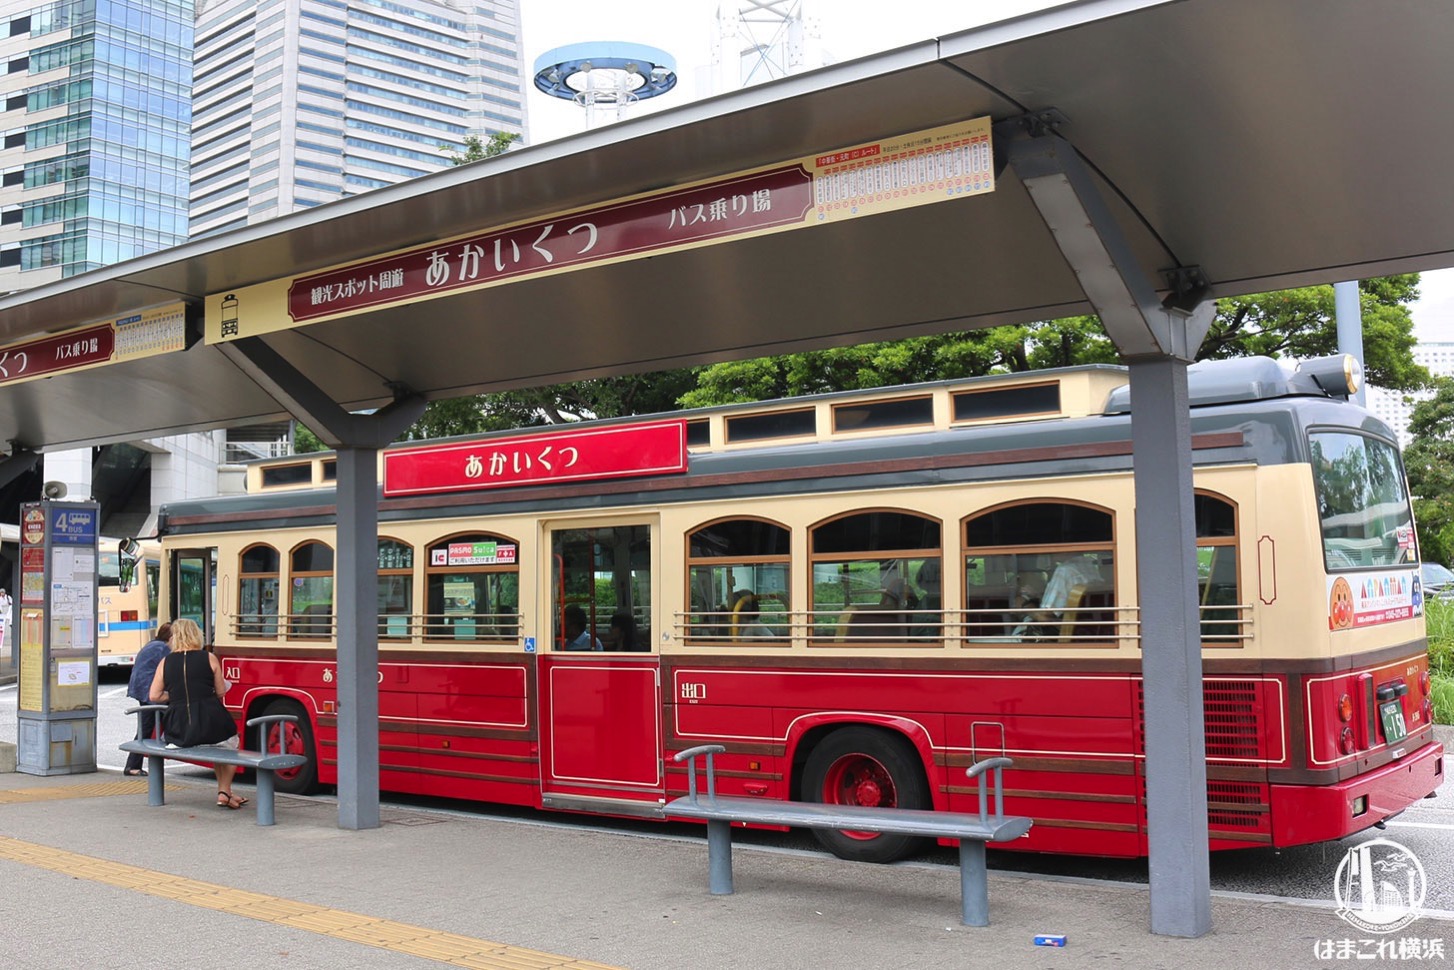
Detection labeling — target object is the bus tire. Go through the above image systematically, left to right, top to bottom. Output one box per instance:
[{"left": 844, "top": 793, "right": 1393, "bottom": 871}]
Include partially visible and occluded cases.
[
  {"left": 261, "top": 698, "right": 319, "bottom": 795},
  {"left": 801, "top": 726, "right": 931, "bottom": 863}
]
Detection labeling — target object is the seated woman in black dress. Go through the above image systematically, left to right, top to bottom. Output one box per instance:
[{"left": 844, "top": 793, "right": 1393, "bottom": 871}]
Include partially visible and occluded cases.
[{"left": 148, "top": 617, "right": 246, "bottom": 810}]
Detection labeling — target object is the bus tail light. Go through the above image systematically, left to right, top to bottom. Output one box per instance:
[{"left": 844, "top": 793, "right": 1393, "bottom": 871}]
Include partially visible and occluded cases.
[
  {"left": 121, "top": 610, "right": 138, "bottom": 622},
  {"left": 1421, "top": 670, "right": 1431, "bottom": 695},
  {"left": 1354, "top": 672, "right": 1374, "bottom": 750},
  {"left": 1337, "top": 693, "right": 1353, "bottom": 722},
  {"left": 1423, "top": 699, "right": 1433, "bottom": 726},
  {"left": 1340, "top": 727, "right": 1356, "bottom": 755}
]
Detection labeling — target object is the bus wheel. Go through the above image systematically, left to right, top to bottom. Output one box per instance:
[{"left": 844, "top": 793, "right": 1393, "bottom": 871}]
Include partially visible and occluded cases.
[
  {"left": 261, "top": 699, "right": 319, "bottom": 795},
  {"left": 801, "top": 726, "right": 931, "bottom": 863}
]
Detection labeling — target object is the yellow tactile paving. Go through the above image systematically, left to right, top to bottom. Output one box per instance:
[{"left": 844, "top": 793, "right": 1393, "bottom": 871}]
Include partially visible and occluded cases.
[
  {"left": 0, "top": 779, "right": 155, "bottom": 803},
  {"left": 0, "top": 836, "right": 622, "bottom": 970}
]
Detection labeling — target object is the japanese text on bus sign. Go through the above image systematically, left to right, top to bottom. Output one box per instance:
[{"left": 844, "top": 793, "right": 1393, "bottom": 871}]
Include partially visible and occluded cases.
[{"left": 383, "top": 420, "right": 688, "bottom": 497}]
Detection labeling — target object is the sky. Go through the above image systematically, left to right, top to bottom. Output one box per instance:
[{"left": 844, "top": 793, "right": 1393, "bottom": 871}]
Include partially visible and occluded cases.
[{"left": 515, "top": 0, "right": 1454, "bottom": 345}]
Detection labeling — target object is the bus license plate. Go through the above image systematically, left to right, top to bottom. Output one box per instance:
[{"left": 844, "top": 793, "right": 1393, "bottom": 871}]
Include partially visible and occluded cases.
[{"left": 1380, "top": 700, "right": 1407, "bottom": 744}]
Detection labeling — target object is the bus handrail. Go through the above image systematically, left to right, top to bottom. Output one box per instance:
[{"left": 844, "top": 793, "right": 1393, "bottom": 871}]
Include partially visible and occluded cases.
[{"left": 671, "top": 604, "right": 1251, "bottom": 646}]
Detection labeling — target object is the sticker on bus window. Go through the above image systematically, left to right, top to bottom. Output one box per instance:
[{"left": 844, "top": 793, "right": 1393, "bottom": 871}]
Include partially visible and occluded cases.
[{"left": 434, "top": 542, "right": 517, "bottom": 566}]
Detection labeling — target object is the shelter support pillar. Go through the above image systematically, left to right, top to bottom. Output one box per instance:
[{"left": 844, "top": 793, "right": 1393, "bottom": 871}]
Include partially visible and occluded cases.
[
  {"left": 1001, "top": 113, "right": 1213, "bottom": 937},
  {"left": 217, "top": 338, "right": 424, "bottom": 830},
  {"left": 1126, "top": 356, "right": 1212, "bottom": 937}
]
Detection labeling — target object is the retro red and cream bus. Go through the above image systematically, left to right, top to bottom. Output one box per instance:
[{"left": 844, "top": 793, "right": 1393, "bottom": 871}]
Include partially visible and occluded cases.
[{"left": 149, "top": 354, "right": 1443, "bottom": 861}]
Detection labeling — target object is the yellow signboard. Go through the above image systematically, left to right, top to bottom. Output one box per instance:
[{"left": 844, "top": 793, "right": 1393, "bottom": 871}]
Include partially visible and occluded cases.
[
  {"left": 207, "top": 117, "right": 995, "bottom": 342},
  {"left": 17, "top": 609, "right": 43, "bottom": 712}
]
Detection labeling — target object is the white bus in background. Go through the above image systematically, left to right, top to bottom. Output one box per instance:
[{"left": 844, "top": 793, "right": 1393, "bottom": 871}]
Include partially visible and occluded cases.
[{"left": 97, "top": 537, "right": 160, "bottom": 666}]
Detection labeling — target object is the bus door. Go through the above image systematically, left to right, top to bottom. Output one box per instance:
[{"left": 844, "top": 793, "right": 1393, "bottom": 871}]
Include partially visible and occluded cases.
[
  {"left": 538, "top": 520, "right": 663, "bottom": 814},
  {"left": 168, "top": 547, "right": 215, "bottom": 644}
]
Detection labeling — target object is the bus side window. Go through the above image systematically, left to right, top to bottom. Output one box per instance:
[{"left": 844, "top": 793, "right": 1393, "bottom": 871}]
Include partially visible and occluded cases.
[
  {"left": 1195, "top": 493, "right": 1240, "bottom": 643},
  {"left": 963, "top": 501, "right": 1114, "bottom": 644},
  {"left": 810, "top": 510, "right": 941, "bottom": 644},
  {"left": 686, "top": 518, "right": 790, "bottom": 644},
  {"left": 424, "top": 533, "right": 520, "bottom": 643},
  {"left": 289, "top": 540, "right": 334, "bottom": 639},
  {"left": 239, "top": 544, "right": 280, "bottom": 638}
]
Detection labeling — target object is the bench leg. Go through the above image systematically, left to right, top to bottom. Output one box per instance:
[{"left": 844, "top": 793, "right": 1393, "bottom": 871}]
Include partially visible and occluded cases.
[
  {"left": 146, "top": 756, "right": 166, "bottom": 806},
  {"left": 255, "top": 770, "right": 276, "bottom": 826},
  {"left": 706, "top": 819, "right": 734, "bottom": 895},
  {"left": 959, "top": 839, "right": 989, "bottom": 926}
]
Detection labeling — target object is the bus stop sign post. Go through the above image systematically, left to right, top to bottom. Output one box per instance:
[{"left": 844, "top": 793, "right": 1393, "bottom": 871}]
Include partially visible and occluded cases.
[{"left": 16, "top": 500, "right": 100, "bottom": 775}]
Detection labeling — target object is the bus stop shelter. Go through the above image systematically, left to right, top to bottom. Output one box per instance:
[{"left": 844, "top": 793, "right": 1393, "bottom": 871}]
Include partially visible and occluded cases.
[{"left": 2, "top": 0, "right": 1452, "bottom": 938}]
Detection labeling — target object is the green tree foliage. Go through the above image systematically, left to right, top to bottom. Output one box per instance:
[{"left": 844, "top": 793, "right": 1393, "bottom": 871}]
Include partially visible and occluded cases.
[
  {"left": 442, "top": 131, "right": 521, "bottom": 165},
  {"left": 1198, "top": 275, "right": 1426, "bottom": 390},
  {"left": 685, "top": 277, "right": 1426, "bottom": 407},
  {"left": 680, "top": 321, "right": 1117, "bottom": 407},
  {"left": 393, "top": 370, "right": 703, "bottom": 442},
  {"left": 1404, "top": 377, "right": 1454, "bottom": 565},
  {"left": 294, "top": 425, "right": 325, "bottom": 453}
]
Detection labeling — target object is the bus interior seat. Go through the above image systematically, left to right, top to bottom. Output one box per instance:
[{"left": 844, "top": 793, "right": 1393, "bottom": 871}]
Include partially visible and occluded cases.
[
  {"left": 1056, "top": 584, "right": 1088, "bottom": 641},
  {"left": 1061, "top": 585, "right": 1116, "bottom": 641},
  {"left": 730, "top": 596, "right": 755, "bottom": 639},
  {"left": 292, "top": 604, "right": 332, "bottom": 636}
]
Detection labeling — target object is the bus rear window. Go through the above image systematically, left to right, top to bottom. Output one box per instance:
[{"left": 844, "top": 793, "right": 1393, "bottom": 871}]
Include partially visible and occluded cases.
[{"left": 1310, "top": 431, "right": 1415, "bottom": 570}]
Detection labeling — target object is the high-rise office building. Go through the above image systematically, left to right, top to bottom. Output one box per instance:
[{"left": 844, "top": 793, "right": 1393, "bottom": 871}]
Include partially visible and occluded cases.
[
  {"left": 0, "top": 0, "right": 193, "bottom": 288},
  {"left": 0, "top": 0, "right": 202, "bottom": 537},
  {"left": 190, "top": 0, "right": 527, "bottom": 238},
  {"left": 3, "top": 1, "right": 535, "bottom": 534},
  {"left": 1366, "top": 341, "right": 1454, "bottom": 445}
]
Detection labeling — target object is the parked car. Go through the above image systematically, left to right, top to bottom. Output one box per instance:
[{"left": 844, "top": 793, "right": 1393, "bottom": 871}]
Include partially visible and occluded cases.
[{"left": 1422, "top": 562, "right": 1454, "bottom": 602}]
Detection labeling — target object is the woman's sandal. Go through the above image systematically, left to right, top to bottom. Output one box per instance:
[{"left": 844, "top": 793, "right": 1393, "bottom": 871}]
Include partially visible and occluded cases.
[{"left": 217, "top": 791, "right": 248, "bottom": 810}]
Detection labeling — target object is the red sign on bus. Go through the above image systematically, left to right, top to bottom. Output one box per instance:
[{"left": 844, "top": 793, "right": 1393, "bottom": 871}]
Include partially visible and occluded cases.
[{"left": 383, "top": 420, "right": 688, "bottom": 497}]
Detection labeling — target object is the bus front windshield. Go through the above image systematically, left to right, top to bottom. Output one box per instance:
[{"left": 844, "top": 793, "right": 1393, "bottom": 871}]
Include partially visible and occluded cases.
[
  {"left": 1310, "top": 431, "right": 1416, "bottom": 571},
  {"left": 98, "top": 552, "right": 120, "bottom": 586}
]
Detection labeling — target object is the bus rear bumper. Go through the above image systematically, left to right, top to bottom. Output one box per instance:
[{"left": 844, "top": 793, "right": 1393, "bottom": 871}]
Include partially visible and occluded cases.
[{"left": 1270, "top": 740, "right": 1444, "bottom": 847}]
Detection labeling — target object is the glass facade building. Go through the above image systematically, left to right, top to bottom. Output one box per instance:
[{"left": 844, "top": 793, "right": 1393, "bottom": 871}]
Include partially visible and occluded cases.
[
  {"left": 0, "top": 0, "right": 193, "bottom": 286},
  {"left": 190, "top": 0, "right": 527, "bottom": 238}
]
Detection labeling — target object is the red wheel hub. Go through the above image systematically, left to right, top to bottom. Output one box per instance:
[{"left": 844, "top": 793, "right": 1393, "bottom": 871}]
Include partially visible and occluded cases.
[
  {"left": 268, "top": 722, "right": 305, "bottom": 780},
  {"left": 821, "top": 753, "right": 897, "bottom": 840}
]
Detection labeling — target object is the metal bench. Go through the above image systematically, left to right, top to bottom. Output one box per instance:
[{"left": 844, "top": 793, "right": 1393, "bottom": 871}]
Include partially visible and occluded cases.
[
  {"left": 119, "top": 705, "right": 309, "bottom": 826},
  {"left": 666, "top": 744, "right": 1031, "bottom": 926}
]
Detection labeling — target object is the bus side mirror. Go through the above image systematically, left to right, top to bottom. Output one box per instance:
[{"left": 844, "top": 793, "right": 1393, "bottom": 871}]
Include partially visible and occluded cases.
[{"left": 118, "top": 537, "right": 140, "bottom": 594}]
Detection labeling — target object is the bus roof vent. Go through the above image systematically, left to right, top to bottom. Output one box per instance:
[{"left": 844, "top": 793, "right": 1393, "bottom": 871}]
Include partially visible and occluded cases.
[{"left": 1103, "top": 356, "right": 1323, "bottom": 413}]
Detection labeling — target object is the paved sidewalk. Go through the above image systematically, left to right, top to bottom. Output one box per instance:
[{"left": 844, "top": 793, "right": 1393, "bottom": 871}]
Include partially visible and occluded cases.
[{"left": 0, "top": 768, "right": 1444, "bottom": 970}]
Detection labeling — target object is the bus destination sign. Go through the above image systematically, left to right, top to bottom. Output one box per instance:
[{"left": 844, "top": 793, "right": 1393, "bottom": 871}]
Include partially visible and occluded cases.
[{"left": 383, "top": 420, "right": 688, "bottom": 497}]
